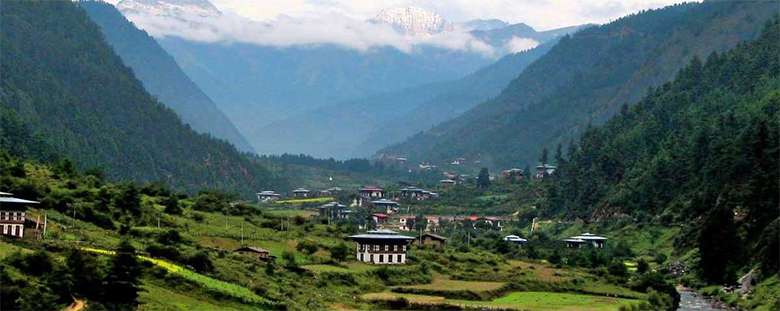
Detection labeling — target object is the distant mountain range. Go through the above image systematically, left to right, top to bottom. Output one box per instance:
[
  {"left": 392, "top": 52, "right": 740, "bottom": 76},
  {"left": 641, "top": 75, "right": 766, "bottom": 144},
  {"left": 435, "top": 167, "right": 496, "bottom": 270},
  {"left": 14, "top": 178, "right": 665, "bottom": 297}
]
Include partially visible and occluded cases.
[
  {"left": 110, "top": 0, "right": 585, "bottom": 157},
  {"left": 81, "top": 1, "right": 254, "bottom": 153},
  {"left": 380, "top": 1, "right": 780, "bottom": 169},
  {"left": 257, "top": 37, "right": 574, "bottom": 159}
]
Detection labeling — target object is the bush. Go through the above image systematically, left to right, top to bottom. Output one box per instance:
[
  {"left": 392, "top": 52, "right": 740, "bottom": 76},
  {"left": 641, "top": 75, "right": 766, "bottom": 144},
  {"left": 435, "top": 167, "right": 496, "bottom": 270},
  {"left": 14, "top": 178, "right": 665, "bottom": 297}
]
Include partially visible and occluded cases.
[
  {"left": 296, "top": 240, "right": 319, "bottom": 255},
  {"left": 330, "top": 243, "right": 349, "bottom": 262},
  {"left": 185, "top": 251, "right": 214, "bottom": 274}
]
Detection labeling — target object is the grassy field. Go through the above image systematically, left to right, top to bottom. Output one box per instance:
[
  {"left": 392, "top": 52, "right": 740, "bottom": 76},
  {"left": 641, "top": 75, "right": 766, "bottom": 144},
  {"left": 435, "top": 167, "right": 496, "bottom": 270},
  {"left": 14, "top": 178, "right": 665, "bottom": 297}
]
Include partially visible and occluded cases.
[
  {"left": 80, "top": 247, "right": 269, "bottom": 305},
  {"left": 398, "top": 277, "right": 506, "bottom": 292},
  {"left": 139, "top": 282, "right": 259, "bottom": 311},
  {"left": 363, "top": 291, "right": 639, "bottom": 310}
]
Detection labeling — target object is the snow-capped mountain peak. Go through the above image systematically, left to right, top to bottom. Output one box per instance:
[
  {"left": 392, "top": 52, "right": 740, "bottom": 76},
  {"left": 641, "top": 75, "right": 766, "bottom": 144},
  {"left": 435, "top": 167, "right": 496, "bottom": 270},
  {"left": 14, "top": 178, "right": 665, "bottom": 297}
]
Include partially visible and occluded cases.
[
  {"left": 116, "top": 0, "right": 221, "bottom": 19},
  {"left": 373, "top": 6, "right": 452, "bottom": 35}
]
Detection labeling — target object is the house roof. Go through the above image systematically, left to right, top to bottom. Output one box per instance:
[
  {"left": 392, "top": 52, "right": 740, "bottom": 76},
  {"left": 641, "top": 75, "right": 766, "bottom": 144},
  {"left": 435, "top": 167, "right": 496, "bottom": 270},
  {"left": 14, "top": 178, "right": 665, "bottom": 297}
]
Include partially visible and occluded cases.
[
  {"left": 440, "top": 179, "right": 456, "bottom": 183},
  {"left": 360, "top": 186, "right": 384, "bottom": 191},
  {"left": 292, "top": 188, "right": 310, "bottom": 192},
  {"left": 0, "top": 191, "right": 13, "bottom": 196},
  {"left": 0, "top": 197, "right": 39, "bottom": 204},
  {"left": 371, "top": 199, "right": 399, "bottom": 205},
  {"left": 321, "top": 202, "right": 346, "bottom": 208},
  {"left": 372, "top": 213, "right": 389, "bottom": 218},
  {"left": 349, "top": 229, "right": 415, "bottom": 241},
  {"left": 421, "top": 233, "right": 447, "bottom": 241},
  {"left": 571, "top": 233, "right": 607, "bottom": 240},
  {"left": 563, "top": 238, "right": 586, "bottom": 243},
  {"left": 235, "top": 246, "right": 270, "bottom": 254}
]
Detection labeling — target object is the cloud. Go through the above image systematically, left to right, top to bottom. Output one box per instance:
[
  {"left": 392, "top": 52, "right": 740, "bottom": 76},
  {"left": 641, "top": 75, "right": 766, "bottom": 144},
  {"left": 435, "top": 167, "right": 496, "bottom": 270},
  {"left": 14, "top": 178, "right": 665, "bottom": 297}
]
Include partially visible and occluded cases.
[
  {"left": 116, "top": 0, "right": 694, "bottom": 54},
  {"left": 121, "top": 6, "right": 498, "bottom": 55},
  {"left": 505, "top": 37, "right": 539, "bottom": 53}
]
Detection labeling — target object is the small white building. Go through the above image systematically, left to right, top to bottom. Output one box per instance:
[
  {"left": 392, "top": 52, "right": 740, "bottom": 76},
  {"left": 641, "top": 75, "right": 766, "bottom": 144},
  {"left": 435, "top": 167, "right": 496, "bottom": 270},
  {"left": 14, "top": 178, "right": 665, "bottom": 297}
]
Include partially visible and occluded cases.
[
  {"left": 257, "top": 191, "right": 281, "bottom": 203},
  {"left": 349, "top": 229, "right": 415, "bottom": 265},
  {"left": 564, "top": 233, "right": 607, "bottom": 248},
  {"left": 503, "top": 235, "right": 528, "bottom": 245}
]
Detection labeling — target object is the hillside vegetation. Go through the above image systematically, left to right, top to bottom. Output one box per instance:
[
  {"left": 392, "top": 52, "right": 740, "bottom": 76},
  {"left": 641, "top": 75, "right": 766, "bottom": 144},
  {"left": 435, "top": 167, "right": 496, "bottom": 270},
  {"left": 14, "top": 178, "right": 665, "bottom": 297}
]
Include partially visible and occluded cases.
[
  {"left": 0, "top": 0, "right": 286, "bottom": 195},
  {"left": 80, "top": 1, "right": 254, "bottom": 153},
  {"left": 382, "top": 1, "right": 779, "bottom": 168},
  {"left": 542, "top": 18, "right": 779, "bottom": 290}
]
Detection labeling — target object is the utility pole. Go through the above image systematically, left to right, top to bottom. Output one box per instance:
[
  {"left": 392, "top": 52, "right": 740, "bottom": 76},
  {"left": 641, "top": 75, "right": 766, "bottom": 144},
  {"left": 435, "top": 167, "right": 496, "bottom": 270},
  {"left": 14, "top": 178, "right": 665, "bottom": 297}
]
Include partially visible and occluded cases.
[
  {"left": 42, "top": 213, "right": 47, "bottom": 239},
  {"left": 240, "top": 223, "right": 244, "bottom": 245}
]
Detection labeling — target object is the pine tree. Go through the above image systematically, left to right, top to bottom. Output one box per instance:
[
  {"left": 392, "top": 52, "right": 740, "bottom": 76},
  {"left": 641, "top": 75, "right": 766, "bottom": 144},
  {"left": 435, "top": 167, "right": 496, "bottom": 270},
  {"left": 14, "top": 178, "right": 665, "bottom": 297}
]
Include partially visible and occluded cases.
[
  {"left": 477, "top": 168, "right": 491, "bottom": 189},
  {"left": 104, "top": 239, "right": 142, "bottom": 310}
]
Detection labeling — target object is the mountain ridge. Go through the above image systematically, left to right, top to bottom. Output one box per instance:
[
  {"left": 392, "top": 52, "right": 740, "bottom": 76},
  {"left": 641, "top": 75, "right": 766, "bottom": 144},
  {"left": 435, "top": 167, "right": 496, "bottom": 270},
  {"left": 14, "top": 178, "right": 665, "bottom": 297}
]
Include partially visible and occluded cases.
[{"left": 380, "top": 1, "right": 779, "bottom": 168}]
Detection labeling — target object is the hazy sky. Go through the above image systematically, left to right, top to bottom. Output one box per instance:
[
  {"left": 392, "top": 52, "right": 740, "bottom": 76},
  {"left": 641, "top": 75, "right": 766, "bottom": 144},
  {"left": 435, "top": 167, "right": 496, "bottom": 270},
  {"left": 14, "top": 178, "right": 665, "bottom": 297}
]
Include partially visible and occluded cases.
[{"left": 209, "top": 0, "right": 693, "bottom": 30}]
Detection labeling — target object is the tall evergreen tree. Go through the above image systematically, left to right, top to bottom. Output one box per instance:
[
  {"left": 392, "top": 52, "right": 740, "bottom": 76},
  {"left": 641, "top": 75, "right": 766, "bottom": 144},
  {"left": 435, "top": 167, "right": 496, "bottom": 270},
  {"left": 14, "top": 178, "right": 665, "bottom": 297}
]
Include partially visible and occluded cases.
[
  {"left": 477, "top": 168, "right": 491, "bottom": 189},
  {"left": 104, "top": 239, "right": 142, "bottom": 310}
]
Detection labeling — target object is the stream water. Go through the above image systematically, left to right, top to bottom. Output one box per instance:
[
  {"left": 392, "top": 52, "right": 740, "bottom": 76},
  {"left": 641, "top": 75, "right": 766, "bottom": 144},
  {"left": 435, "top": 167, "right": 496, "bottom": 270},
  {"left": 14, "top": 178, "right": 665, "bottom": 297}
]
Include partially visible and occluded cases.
[{"left": 676, "top": 287, "right": 731, "bottom": 311}]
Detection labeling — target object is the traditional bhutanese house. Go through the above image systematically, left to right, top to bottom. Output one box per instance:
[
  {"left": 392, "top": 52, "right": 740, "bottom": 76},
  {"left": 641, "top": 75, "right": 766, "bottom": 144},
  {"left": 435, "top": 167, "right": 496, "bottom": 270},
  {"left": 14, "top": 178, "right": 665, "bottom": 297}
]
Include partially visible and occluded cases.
[
  {"left": 535, "top": 164, "right": 557, "bottom": 179},
  {"left": 501, "top": 168, "right": 525, "bottom": 182},
  {"left": 440, "top": 179, "right": 456, "bottom": 188},
  {"left": 358, "top": 186, "right": 384, "bottom": 207},
  {"left": 326, "top": 187, "right": 343, "bottom": 194},
  {"left": 400, "top": 187, "right": 438, "bottom": 201},
  {"left": 292, "top": 188, "right": 311, "bottom": 198},
  {"left": 318, "top": 189, "right": 332, "bottom": 197},
  {"left": 257, "top": 190, "right": 282, "bottom": 203},
  {"left": 0, "top": 193, "right": 39, "bottom": 238},
  {"left": 371, "top": 199, "right": 400, "bottom": 214},
  {"left": 319, "top": 202, "right": 351, "bottom": 220},
  {"left": 372, "top": 213, "right": 389, "bottom": 225},
  {"left": 398, "top": 215, "right": 415, "bottom": 231},
  {"left": 425, "top": 216, "right": 441, "bottom": 232},
  {"left": 483, "top": 216, "right": 504, "bottom": 231},
  {"left": 349, "top": 229, "right": 415, "bottom": 264},
  {"left": 419, "top": 233, "right": 447, "bottom": 249},
  {"left": 564, "top": 233, "right": 607, "bottom": 248},
  {"left": 503, "top": 235, "right": 528, "bottom": 245},
  {"left": 234, "top": 246, "right": 273, "bottom": 261}
]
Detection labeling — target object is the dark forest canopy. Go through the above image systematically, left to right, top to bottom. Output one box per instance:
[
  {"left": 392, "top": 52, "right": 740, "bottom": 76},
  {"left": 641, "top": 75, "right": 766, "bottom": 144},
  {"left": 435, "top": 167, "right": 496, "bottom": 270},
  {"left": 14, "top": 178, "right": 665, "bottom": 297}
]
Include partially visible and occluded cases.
[
  {"left": 0, "top": 0, "right": 287, "bottom": 196},
  {"left": 541, "top": 18, "right": 780, "bottom": 282}
]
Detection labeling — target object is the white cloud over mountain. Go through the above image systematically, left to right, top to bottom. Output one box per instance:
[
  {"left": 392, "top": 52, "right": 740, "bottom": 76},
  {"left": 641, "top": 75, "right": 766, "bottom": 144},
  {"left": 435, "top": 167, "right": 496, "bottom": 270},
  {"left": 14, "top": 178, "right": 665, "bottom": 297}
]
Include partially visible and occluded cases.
[{"left": 111, "top": 0, "right": 692, "bottom": 55}]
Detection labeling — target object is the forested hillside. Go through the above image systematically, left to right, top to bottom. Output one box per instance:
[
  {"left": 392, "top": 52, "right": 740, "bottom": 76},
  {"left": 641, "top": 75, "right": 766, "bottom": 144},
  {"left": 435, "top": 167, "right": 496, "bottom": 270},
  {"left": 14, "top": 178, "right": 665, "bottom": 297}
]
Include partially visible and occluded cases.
[
  {"left": 0, "top": 0, "right": 286, "bottom": 195},
  {"left": 79, "top": 1, "right": 254, "bottom": 153},
  {"left": 382, "top": 1, "right": 779, "bottom": 168},
  {"left": 544, "top": 18, "right": 779, "bottom": 287}
]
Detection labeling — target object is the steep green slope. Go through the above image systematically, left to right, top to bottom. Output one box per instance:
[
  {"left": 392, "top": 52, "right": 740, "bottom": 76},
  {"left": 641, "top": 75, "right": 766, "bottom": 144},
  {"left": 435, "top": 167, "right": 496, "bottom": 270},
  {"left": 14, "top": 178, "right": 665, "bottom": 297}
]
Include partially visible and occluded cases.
[
  {"left": 0, "top": 0, "right": 285, "bottom": 195},
  {"left": 79, "top": 1, "right": 254, "bottom": 153},
  {"left": 382, "top": 1, "right": 779, "bottom": 168},
  {"left": 546, "top": 19, "right": 779, "bottom": 285}
]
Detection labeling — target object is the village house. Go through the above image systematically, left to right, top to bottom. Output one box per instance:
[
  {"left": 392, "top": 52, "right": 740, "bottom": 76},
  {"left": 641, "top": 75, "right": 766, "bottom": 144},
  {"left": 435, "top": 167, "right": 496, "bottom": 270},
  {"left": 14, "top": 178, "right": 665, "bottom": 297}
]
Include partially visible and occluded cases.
[
  {"left": 535, "top": 164, "right": 557, "bottom": 179},
  {"left": 501, "top": 168, "right": 525, "bottom": 182},
  {"left": 440, "top": 179, "right": 456, "bottom": 188},
  {"left": 358, "top": 186, "right": 384, "bottom": 207},
  {"left": 399, "top": 187, "right": 438, "bottom": 201},
  {"left": 292, "top": 188, "right": 311, "bottom": 198},
  {"left": 257, "top": 190, "right": 282, "bottom": 203},
  {"left": 0, "top": 192, "right": 39, "bottom": 238},
  {"left": 371, "top": 198, "right": 400, "bottom": 214},
  {"left": 318, "top": 202, "right": 351, "bottom": 221},
  {"left": 372, "top": 213, "right": 389, "bottom": 226},
  {"left": 397, "top": 215, "right": 415, "bottom": 231},
  {"left": 425, "top": 216, "right": 441, "bottom": 232},
  {"left": 349, "top": 229, "right": 415, "bottom": 264},
  {"left": 419, "top": 233, "right": 447, "bottom": 249},
  {"left": 563, "top": 233, "right": 608, "bottom": 249},
  {"left": 503, "top": 235, "right": 528, "bottom": 245},
  {"left": 234, "top": 246, "right": 273, "bottom": 261}
]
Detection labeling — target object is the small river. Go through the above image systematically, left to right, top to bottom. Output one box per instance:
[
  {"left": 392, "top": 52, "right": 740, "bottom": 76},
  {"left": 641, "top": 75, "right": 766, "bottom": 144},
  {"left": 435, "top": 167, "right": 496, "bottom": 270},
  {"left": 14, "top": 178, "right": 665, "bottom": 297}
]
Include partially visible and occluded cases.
[{"left": 676, "top": 287, "right": 732, "bottom": 311}]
